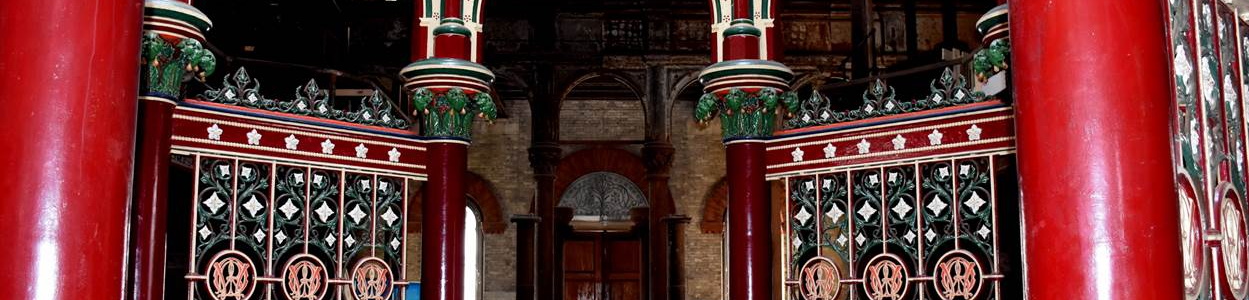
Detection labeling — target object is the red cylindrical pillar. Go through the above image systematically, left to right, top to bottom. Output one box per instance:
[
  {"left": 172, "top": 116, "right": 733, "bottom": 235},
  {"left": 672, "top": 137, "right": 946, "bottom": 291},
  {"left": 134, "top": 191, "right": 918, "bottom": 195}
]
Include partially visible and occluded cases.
[
  {"left": 0, "top": 0, "right": 144, "bottom": 299},
  {"left": 1011, "top": 1, "right": 1182, "bottom": 299},
  {"left": 131, "top": 100, "right": 176, "bottom": 300},
  {"left": 421, "top": 141, "right": 469, "bottom": 300},
  {"left": 725, "top": 141, "right": 770, "bottom": 300}
]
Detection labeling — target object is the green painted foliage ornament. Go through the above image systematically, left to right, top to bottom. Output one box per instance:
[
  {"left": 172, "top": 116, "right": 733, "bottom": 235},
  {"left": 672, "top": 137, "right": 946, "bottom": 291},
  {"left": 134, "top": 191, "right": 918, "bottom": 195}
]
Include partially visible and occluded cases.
[
  {"left": 141, "top": 32, "right": 216, "bottom": 99},
  {"left": 972, "top": 39, "right": 1010, "bottom": 81},
  {"left": 410, "top": 88, "right": 497, "bottom": 139},
  {"left": 695, "top": 88, "right": 795, "bottom": 139}
]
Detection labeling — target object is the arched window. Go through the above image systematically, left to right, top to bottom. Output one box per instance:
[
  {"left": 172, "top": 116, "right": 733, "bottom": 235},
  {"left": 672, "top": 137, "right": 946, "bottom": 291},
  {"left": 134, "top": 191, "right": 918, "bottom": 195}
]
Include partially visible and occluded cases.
[{"left": 465, "top": 200, "right": 483, "bottom": 300}]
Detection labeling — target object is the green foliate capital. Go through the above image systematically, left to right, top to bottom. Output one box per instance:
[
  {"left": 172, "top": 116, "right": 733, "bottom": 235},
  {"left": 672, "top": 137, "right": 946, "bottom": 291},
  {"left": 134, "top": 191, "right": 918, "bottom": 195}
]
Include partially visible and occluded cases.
[
  {"left": 140, "top": 33, "right": 216, "bottom": 101},
  {"left": 410, "top": 88, "right": 497, "bottom": 140},
  {"left": 693, "top": 88, "right": 794, "bottom": 140}
]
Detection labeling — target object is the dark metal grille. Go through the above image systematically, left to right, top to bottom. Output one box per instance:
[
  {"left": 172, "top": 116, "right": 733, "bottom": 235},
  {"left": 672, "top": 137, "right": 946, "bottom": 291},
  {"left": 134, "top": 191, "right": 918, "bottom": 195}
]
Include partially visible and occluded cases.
[{"left": 184, "top": 154, "right": 409, "bottom": 300}]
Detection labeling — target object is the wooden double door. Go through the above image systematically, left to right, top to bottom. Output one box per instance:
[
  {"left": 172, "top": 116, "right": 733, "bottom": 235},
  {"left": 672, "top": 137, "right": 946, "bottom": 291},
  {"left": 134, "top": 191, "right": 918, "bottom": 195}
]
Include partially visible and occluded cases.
[{"left": 563, "top": 232, "right": 643, "bottom": 300}]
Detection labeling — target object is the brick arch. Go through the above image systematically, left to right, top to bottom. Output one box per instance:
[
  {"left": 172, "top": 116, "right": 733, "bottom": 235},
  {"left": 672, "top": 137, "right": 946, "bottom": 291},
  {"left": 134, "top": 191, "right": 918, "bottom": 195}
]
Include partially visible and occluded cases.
[
  {"left": 552, "top": 147, "right": 648, "bottom": 208},
  {"left": 408, "top": 171, "right": 508, "bottom": 234},
  {"left": 700, "top": 176, "right": 728, "bottom": 233}
]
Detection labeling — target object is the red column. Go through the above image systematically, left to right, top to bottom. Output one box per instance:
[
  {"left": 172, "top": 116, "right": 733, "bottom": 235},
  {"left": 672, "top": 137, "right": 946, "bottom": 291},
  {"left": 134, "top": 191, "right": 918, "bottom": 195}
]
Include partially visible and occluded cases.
[
  {"left": 0, "top": 0, "right": 144, "bottom": 299},
  {"left": 1011, "top": 1, "right": 1182, "bottom": 299},
  {"left": 131, "top": 100, "right": 176, "bottom": 300},
  {"left": 422, "top": 141, "right": 469, "bottom": 300},
  {"left": 725, "top": 141, "right": 770, "bottom": 300}
]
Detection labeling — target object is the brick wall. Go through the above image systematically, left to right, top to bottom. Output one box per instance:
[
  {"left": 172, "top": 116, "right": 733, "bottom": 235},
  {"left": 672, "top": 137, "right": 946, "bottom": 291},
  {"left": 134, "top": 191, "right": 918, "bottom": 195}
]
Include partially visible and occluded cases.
[
  {"left": 559, "top": 100, "right": 647, "bottom": 141},
  {"left": 670, "top": 100, "right": 728, "bottom": 300}
]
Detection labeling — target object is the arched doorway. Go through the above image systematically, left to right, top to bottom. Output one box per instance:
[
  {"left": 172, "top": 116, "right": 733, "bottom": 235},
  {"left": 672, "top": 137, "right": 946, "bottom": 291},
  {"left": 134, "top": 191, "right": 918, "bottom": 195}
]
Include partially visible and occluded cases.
[{"left": 558, "top": 171, "right": 648, "bottom": 300}]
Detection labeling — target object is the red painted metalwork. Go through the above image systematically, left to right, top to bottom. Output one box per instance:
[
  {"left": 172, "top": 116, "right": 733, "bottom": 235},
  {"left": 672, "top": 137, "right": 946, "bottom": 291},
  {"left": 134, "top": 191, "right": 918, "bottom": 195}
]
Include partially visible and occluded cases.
[
  {"left": 0, "top": 0, "right": 143, "bottom": 299},
  {"left": 443, "top": 0, "right": 462, "bottom": 21},
  {"left": 732, "top": 0, "right": 749, "bottom": 19},
  {"left": 1011, "top": 0, "right": 1183, "bottom": 299},
  {"left": 434, "top": 34, "right": 471, "bottom": 60},
  {"left": 723, "top": 35, "right": 760, "bottom": 61},
  {"left": 133, "top": 100, "right": 177, "bottom": 300},
  {"left": 169, "top": 101, "right": 428, "bottom": 177},
  {"left": 765, "top": 102, "right": 1014, "bottom": 176},
  {"left": 421, "top": 141, "right": 468, "bottom": 300},
  {"left": 725, "top": 141, "right": 771, "bottom": 300}
]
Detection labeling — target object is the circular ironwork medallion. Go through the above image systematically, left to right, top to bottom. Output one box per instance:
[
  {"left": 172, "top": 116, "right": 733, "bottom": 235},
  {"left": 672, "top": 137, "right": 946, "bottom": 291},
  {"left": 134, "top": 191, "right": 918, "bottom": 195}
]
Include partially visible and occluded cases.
[
  {"left": 1180, "top": 175, "right": 1208, "bottom": 300},
  {"left": 1221, "top": 185, "right": 1249, "bottom": 300},
  {"left": 204, "top": 250, "right": 257, "bottom": 300},
  {"left": 931, "top": 250, "right": 983, "bottom": 300},
  {"left": 863, "top": 253, "right": 909, "bottom": 300},
  {"left": 282, "top": 254, "right": 329, "bottom": 300},
  {"left": 798, "top": 256, "right": 841, "bottom": 299},
  {"left": 351, "top": 257, "right": 393, "bottom": 300}
]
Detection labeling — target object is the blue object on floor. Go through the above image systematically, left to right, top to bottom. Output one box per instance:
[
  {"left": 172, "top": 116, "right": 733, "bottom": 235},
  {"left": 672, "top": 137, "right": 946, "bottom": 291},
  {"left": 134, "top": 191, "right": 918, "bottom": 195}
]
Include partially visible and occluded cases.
[{"left": 406, "top": 283, "right": 420, "bottom": 300}]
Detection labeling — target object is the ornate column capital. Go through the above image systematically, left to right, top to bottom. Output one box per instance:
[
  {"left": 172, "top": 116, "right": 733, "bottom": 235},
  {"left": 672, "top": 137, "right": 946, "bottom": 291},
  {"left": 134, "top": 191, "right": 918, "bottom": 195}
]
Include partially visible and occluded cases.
[
  {"left": 140, "top": 0, "right": 216, "bottom": 104},
  {"left": 973, "top": 4, "right": 1010, "bottom": 89},
  {"left": 400, "top": 57, "right": 497, "bottom": 140},
  {"left": 694, "top": 59, "right": 796, "bottom": 140}
]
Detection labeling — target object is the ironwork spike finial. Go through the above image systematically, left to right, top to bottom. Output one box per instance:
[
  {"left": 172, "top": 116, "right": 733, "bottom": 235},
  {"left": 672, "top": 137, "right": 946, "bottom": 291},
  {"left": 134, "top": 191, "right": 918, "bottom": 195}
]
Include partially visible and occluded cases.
[{"left": 198, "top": 68, "right": 411, "bottom": 129}]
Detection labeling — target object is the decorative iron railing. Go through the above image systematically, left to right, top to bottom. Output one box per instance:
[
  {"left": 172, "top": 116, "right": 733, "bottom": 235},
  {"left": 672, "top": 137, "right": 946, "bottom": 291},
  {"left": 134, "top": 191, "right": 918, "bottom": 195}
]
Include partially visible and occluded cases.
[
  {"left": 1164, "top": 0, "right": 1249, "bottom": 299},
  {"left": 769, "top": 47, "right": 1018, "bottom": 300},
  {"left": 199, "top": 67, "right": 412, "bottom": 130},
  {"left": 171, "top": 68, "right": 425, "bottom": 300},
  {"left": 780, "top": 154, "right": 1013, "bottom": 300},
  {"left": 183, "top": 156, "right": 409, "bottom": 300}
]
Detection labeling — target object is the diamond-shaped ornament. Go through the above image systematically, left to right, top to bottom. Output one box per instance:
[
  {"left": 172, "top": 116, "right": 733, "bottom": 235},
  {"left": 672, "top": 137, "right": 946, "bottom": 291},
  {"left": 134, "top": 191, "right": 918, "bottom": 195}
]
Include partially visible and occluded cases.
[
  {"left": 203, "top": 193, "right": 226, "bottom": 214},
  {"left": 965, "top": 193, "right": 987, "bottom": 212},
  {"left": 243, "top": 196, "right": 264, "bottom": 217},
  {"left": 927, "top": 196, "right": 948, "bottom": 215},
  {"left": 279, "top": 200, "right": 299, "bottom": 219},
  {"left": 892, "top": 201, "right": 913, "bottom": 217},
  {"left": 315, "top": 202, "right": 335, "bottom": 222},
  {"left": 858, "top": 203, "right": 878, "bottom": 219},
  {"left": 349, "top": 205, "right": 368, "bottom": 224},
  {"left": 826, "top": 205, "right": 844, "bottom": 221},
  {"left": 794, "top": 207, "right": 813, "bottom": 225},
  {"left": 381, "top": 208, "right": 399, "bottom": 226},
  {"left": 978, "top": 225, "right": 992, "bottom": 238},
  {"left": 198, "top": 226, "right": 212, "bottom": 240},
  {"left": 253, "top": 229, "right": 266, "bottom": 242},
  {"left": 926, "top": 229, "right": 938, "bottom": 242},
  {"left": 275, "top": 230, "right": 288, "bottom": 244},
  {"left": 903, "top": 230, "right": 917, "bottom": 243},
  {"left": 325, "top": 233, "right": 337, "bottom": 245},
  {"left": 856, "top": 233, "right": 867, "bottom": 246},
  {"left": 344, "top": 234, "right": 356, "bottom": 247},
  {"left": 836, "top": 234, "right": 848, "bottom": 246},
  {"left": 792, "top": 236, "right": 804, "bottom": 248},
  {"left": 391, "top": 238, "right": 401, "bottom": 250}
]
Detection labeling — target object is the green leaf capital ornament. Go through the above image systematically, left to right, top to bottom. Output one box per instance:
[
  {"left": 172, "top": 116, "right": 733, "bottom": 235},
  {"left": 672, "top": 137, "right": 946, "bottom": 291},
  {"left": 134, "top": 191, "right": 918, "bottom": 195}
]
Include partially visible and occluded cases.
[{"left": 410, "top": 88, "right": 497, "bottom": 140}]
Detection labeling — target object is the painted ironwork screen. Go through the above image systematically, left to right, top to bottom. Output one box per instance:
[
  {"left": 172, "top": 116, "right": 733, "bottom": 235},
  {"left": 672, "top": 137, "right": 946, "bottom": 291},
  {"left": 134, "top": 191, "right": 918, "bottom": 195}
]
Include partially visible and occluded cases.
[
  {"left": 1165, "top": 0, "right": 1249, "bottom": 299},
  {"left": 767, "top": 62, "right": 1019, "bottom": 299},
  {"left": 168, "top": 68, "right": 424, "bottom": 300},
  {"left": 781, "top": 155, "right": 1011, "bottom": 300},
  {"left": 184, "top": 156, "right": 409, "bottom": 300}
]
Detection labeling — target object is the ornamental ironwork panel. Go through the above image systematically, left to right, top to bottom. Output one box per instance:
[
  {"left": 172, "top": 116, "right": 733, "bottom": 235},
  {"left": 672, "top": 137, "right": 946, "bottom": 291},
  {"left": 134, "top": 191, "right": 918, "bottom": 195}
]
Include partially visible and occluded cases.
[
  {"left": 1165, "top": 0, "right": 1249, "bottom": 299},
  {"left": 184, "top": 154, "right": 410, "bottom": 300},
  {"left": 782, "top": 155, "right": 1009, "bottom": 300},
  {"left": 557, "top": 172, "right": 649, "bottom": 221}
]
